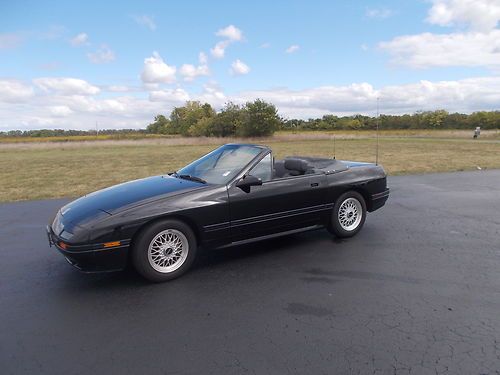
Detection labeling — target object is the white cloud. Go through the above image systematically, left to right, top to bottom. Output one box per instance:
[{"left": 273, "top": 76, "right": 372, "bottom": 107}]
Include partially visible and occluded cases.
[
  {"left": 380, "top": 0, "right": 500, "bottom": 69},
  {"left": 427, "top": 0, "right": 500, "bottom": 31},
  {"left": 366, "top": 7, "right": 394, "bottom": 19},
  {"left": 133, "top": 15, "right": 157, "bottom": 31},
  {"left": 210, "top": 25, "right": 243, "bottom": 59},
  {"left": 215, "top": 25, "right": 243, "bottom": 41},
  {"left": 379, "top": 29, "right": 500, "bottom": 68},
  {"left": 70, "top": 32, "right": 89, "bottom": 46},
  {"left": 0, "top": 33, "right": 23, "bottom": 49},
  {"left": 210, "top": 40, "right": 230, "bottom": 59},
  {"left": 260, "top": 42, "right": 271, "bottom": 49},
  {"left": 87, "top": 44, "right": 115, "bottom": 64},
  {"left": 285, "top": 44, "right": 300, "bottom": 54},
  {"left": 141, "top": 52, "right": 176, "bottom": 84},
  {"left": 178, "top": 52, "right": 210, "bottom": 82},
  {"left": 198, "top": 52, "right": 208, "bottom": 65},
  {"left": 230, "top": 59, "right": 250, "bottom": 75},
  {"left": 179, "top": 63, "right": 209, "bottom": 81},
  {"left": 4, "top": 74, "right": 500, "bottom": 130},
  {"left": 34, "top": 77, "right": 100, "bottom": 96},
  {"left": 233, "top": 77, "right": 500, "bottom": 117},
  {"left": 379, "top": 77, "right": 500, "bottom": 113},
  {"left": 0, "top": 80, "right": 34, "bottom": 102},
  {"left": 200, "top": 81, "right": 226, "bottom": 104},
  {"left": 143, "top": 82, "right": 160, "bottom": 90},
  {"left": 233, "top": 83, "right": 378, "bottom": 114},
  {"left": 105, "top": 85, "right": 139, "bottom": 93},
  {"left": 106, "top": 85, "right": 130, "bottom": 92},
  {"left": 149, "top": 88, "right": 190, "bottom": 103},
  {"left": 0, "top": 91, "right": 169, "bottom": 130},
  {"left": 39, "top": 95, "right": 158, "bottom": 118},
  {"left": 100, "top": 99, "right": 128, "bottom": 113},
  {"left": 49, "top": 105, "right": 73, "bottom": 117}
]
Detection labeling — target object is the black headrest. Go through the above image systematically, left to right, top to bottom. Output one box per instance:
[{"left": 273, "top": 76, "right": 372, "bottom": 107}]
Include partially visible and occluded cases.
[{"left": 284, "top": 158, "right": 309, "bottom": 173}]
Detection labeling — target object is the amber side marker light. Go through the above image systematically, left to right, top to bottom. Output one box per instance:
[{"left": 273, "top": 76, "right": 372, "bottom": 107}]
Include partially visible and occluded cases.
[
  {"left": 103, "top": 241, "right": 121, "bottom": 248},
  {"left": 59, "top": 242, "right": 68, "bottom": 250}
]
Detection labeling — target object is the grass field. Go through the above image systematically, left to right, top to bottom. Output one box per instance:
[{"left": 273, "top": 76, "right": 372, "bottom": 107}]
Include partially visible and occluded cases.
[
  {"left": 1, "top": 129, "right": 499, "bottom": 144},
  {"left": 1, "top": 131, "right": 499, "bottom": 202}
]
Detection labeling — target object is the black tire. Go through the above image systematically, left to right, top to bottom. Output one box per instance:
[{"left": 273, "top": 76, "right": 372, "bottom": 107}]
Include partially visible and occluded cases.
[
  {"left": 328, "top": 191, "right": 367, "bottom": 238},
  {"left": 131, "top": 219, "right": 197, "bottom": 282}
]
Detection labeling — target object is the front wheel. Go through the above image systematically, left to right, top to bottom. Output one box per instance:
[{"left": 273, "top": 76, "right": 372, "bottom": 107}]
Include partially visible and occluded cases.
[
  {"left": 328, "top": 191, "right": 367, "bottom": 238},
  {"left": 131, "top": 219, "right": 197, "bottom": 282}
]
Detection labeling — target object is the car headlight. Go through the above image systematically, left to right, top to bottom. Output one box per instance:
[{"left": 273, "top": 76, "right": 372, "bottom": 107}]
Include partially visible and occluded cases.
[
  {"left": 52, "top": 211, "right": 64, "bottom": 235},
  {"left": 59, "top": 230, "right": 74, "bottom": 240}
]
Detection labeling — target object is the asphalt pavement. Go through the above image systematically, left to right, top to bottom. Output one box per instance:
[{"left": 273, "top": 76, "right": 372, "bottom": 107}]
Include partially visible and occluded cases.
[{"left": 1, "top": 170, "right": 500, "bottom": 374}]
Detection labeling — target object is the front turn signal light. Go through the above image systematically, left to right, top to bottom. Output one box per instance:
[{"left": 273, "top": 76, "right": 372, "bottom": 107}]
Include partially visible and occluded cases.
[{"left": 103, "top": 241, "right": 121, "bottom": 248}]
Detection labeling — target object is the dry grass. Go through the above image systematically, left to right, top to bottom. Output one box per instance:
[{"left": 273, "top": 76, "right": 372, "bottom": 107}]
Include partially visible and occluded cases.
[
  {"left": 1, "top": 129, "right": 499, "bottom": 147},
  {"left": 1, "top": 132, "right": 499, "bottom": 202},
  {"left": 0, "top": 133, "right": 171, "bottom": 144}
]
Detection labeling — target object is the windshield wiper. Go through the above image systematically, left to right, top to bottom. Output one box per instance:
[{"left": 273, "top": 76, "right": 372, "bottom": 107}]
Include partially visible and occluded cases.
[{"left": 177, "top": 174, "right": 207, "bottom": 184}]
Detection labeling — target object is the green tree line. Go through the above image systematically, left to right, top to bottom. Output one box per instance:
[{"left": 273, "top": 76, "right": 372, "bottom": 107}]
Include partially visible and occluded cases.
[
  {"left": 1, "top": 100, "right": 499, "bottom": 138},
  {"left": 146, "top": 102, "right": 499, "bottom": 136},
  {"left": 283, "top": 110, "right": 500, "bottom": 131},
  {"left": 0, "top": 128, "right": 146, "bottom": 138}
]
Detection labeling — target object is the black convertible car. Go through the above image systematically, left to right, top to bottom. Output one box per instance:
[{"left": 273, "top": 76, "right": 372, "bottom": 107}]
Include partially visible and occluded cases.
[{"left": 47, "top": 143, "right": 389, "bottom": 282}]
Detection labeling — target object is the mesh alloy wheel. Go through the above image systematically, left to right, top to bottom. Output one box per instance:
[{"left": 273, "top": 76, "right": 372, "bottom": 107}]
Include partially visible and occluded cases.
[
  {"left": 328, "top": 191, "right": 367, "bottom": 238},
  {"left": 338, "top": 197, "right": 363, "bottom": 231},
  {"left": 132, "top": 219, "right": 197, "bottom": 282},
  {"left": 147, "top": 229, "right": 189, "bottom": 273}
]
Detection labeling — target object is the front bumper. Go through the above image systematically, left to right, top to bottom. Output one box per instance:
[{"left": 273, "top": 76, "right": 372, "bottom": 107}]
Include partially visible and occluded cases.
[{"left": 46, "top": 225, "right": 130, "bottom": 273}]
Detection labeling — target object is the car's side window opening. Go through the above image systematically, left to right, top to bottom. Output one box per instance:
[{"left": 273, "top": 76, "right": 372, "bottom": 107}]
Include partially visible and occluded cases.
[{"left": 249, "top": 153, "right": 273, "bottom": 182}]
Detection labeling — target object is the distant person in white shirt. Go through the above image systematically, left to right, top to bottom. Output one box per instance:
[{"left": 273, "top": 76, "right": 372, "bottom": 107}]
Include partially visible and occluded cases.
[{"left": 473, "top": 126, "right": 480, "bottom": 139}]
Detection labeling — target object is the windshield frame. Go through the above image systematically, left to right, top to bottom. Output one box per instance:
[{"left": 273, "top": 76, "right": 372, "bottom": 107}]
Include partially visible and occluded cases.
[{"left": 175, "top": 144, "right": 269, "bottom": 186}]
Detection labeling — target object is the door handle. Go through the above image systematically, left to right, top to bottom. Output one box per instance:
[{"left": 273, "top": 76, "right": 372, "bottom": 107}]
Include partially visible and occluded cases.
[{"left": 311, "top": 182, "right": 319, "bottom": 187}]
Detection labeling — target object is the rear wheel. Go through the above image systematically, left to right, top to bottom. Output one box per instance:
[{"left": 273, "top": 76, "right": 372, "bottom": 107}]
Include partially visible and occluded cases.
[
  {"left": 328, "top": 191, "right": 366, "bottom": 238},
  {"left": 132, "top": 219, "right": 197, "bottom": 282}
]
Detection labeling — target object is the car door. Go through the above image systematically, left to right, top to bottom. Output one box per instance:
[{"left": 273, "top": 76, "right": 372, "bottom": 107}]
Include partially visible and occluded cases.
[{"left": 227, "top": 153, "right": 329, "bottom": 242}]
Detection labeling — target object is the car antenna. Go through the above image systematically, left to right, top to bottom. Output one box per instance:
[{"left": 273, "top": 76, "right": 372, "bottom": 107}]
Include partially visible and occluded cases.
[
  {"left": 375, "top": 96, "right": 380, "bottom": 166},
  {"left": 332, "top": 134, "right": 336, "bottom": 159}
]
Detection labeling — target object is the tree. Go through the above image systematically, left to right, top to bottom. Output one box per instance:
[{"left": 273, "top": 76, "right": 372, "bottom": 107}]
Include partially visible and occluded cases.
[
  {"left": 237, "top": 99, "right": 282, "bottom": 137},
  {"left": 169, "top": 101, "right": 215, "bottom": 136},
  {"left": 210, "top": 102, "right": 243, "bottom": 137},
  {"left": 423, "top": 110, "right": 449, "bottom": 129},
  {"left": 468, "top": 111, "right": 500, "bottom": 130},
  {"left": 146, "top": 115, "right": 170, "bottom": 134},
  {"left": 321, "top": 115, "right": 339, "bottom": 130},
  {"left": 188, "top": 117, "right": 213, "bottom": 137},
  {"left": 281, "top": 119, "right": 304, "bottom": 131}
]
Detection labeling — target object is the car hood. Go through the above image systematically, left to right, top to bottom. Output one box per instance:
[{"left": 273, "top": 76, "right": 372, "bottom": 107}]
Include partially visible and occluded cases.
[{"left": 60, "top": 175, "right": 206, "bottom": 229}]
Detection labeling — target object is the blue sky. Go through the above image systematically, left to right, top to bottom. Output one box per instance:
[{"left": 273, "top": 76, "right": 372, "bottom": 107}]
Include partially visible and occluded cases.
[{"left": 1, "top": 0, "right": 499, "bottom": 130}]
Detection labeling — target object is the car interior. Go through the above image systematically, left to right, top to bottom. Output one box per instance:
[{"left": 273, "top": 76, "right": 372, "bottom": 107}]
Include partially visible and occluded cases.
[
  {"left": 246, "top": 152, "right": 350, "bottom": 184},
  {"left": 270, "top": 156, "right": 348, "bottom": 180},
  {"left": 273, "top": 158, "right": 316, "bottom": 178}
]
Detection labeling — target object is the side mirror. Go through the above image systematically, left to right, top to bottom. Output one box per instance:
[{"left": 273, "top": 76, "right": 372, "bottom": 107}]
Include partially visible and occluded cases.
[{"left": 236, "top": 174, "right": 262, "bottom": 192}]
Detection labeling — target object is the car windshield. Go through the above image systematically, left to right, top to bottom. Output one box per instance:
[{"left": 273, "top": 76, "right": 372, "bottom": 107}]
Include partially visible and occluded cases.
[{"left": 176, "top": 144, "right": 263, "bottom": 185}]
